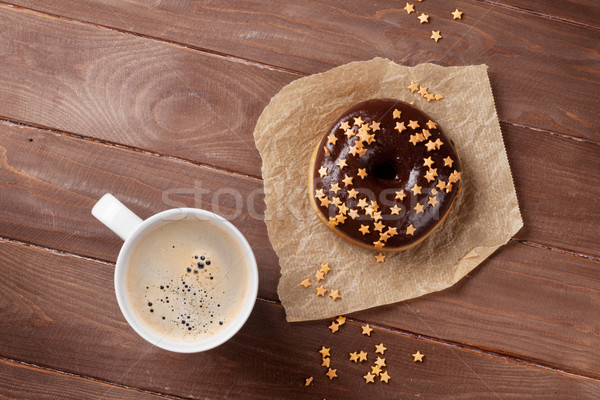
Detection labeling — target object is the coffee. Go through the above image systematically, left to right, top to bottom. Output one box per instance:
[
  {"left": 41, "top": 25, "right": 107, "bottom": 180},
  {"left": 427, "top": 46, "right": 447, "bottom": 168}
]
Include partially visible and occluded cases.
[{"left": 124, "top": 218, "right": 250, "bottom": 343}]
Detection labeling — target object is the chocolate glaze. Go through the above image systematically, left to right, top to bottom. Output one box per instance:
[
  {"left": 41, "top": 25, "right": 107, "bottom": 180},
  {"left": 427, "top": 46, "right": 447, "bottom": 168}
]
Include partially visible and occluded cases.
[{"left": 310, "top": 99, "right": 461, "bottom": 251}]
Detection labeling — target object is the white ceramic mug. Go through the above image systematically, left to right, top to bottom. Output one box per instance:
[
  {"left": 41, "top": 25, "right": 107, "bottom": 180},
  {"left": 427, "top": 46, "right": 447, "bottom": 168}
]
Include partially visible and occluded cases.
[{"left": 92, "top": 193, "right": 259, "bottom": 353}]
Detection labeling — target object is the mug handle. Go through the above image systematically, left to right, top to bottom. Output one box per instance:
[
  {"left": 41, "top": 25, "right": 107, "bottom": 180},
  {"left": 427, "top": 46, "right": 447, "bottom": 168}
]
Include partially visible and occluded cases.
[{"left": 92, "top": 193, "right": 143, "bottom": 241}]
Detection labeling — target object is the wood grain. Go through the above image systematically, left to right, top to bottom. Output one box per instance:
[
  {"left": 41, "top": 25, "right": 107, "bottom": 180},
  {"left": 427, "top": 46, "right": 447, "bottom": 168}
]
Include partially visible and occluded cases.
[
  {"left": 485, "top": 0, "right": 600, "bottom": 28},
  {"left": 2, "top": 1, "right": 598, "bottom": 142},
  {"left": 0, "top": 4, "right": 296, "bottom": 178},
  {"left": 0, "top": 121, "right": 599, "bottom": 377},
  {"left": 0, "top": 240, "right": 598, "bottom": 399},
  {"left": 0, "top": 358, "right": 167, "bottom": 400}
]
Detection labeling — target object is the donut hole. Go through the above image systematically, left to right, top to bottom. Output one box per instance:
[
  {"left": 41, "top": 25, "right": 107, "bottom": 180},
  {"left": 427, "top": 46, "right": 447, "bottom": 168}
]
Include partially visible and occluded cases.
[{"left": 373, "top": 160, "right": 398, "bottom": 181}]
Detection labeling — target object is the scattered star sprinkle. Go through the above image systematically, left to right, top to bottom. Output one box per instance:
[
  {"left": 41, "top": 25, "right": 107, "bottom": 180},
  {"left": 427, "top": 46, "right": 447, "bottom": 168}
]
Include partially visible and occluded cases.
[
  {"left": 403, "top": 2, "right": 415, "bottom": 14},
  {"left": 452, "top": 9, "right": 463, "bottom": 20},
  {"left": 418, "top": 13, "right": 429, "bottom": 23},
  {"left": 431, "top": 30, "right": 442, "bottom": 42},
  {"left": 408, "top": 81, "right": 419, "bottom": 92},
  {"left": 353, "top": 116, "right": 364, "bottom": 126},
  {"left": 408, "top": 120, "right": 420, "bottom": 130},
  {"left": 426, "top": 120, "right": 437, "bottom": 129},
  {"left": 340, "top": 121, "right": 350, "bottom": 130},
  {"left": 370, "top": 121, "right": 381, "bottom": 131},
  {"left": 394, "top": 121, "right": 407, "bottom": 133},
  {"left": 423, "top": 156, "right": 434, "bottom": 168},
  {"left": 443, "top": 156, "right": 454, "bottom": 167},
  {"left": 336, "top": 158, "right": 348, "bottom": 170},
  {"left": 318, "top": 166, "right": 328, "bottom": 177},
  {"left": 342, "top": 174, "right": 354, "bottom": 187},
  {"left": 411, "top": 184, "right": 422, "bottom": 195},
  {"left": 347, "top": 188, "right": 359, "bottom": 199},
  {"left": 395, "top": 190, "right": 406, "bottom": 200},
  {"left": 428, "top": 196, "right": 438, "bottom": 207},
  {"left": 390, "top": 204, "right": 402, "bottom": 215},
  {"left": 348, "top": 209, "right": 359, "bottom": 219},
  {"left": 359, "top": 224, "right": 370, "bottom": 235},
  {"left": 406, "top": 224, "right": 416, "bottom": 235},
  {"left": 375, "top": 253, "right": 386, "bottom": 263},
  {"left": 320, "top": 263, "right": 331, "bottom": 275},
  {"left": 315, "top": 270, "right": 325, "bottom": 282},
  {"left": 300, "top": 278, "right": 311, "bottom": 288},
  {"left": 316, "top": 285, "right": 327, "bottom": 297},
  {"left": 329, "top": 289, "right": 341, "bottom": 301},
  {"left": 336, "top": 316, "right": 346, "bottom": 325},
  {"left": 329, "top": 321, "right": 340, "bottom": 333},
  {"left": 362, "top": 324, "right": 373, "bottom": 336},
  {"left": 375, "top": 343, "right": 387, "bottom": 354},
  {"left": 319, "top": 346, "right": 331, "bottom": 357},
  {"left": 413, "top": 350, "right": 424, "bottom": 362},
  {"left": 358, "top": 351, "right": 368, "bottom": 362},
  {"left": 349, "top": 352, "right": 359, "bottom": 363},
  {"left": 321, "top": 357, "right": 330, "bottom": 368},
  {"left": 375, "top": 357, "right": 386, "bottom": 368},
  {"left": 371, "top": 365, "right": 382, "bottom": 376},
  {"left": 326, "top": 368, "right": 338, "bottom": 380},
  {"left": 380, "top": 370, "right": 391, "bottom": 383},
  {"left": 364, "top": 372, "right": 375, "bottom": 383},
  {"left": 305, "top": 376, "right": 313, "bottom": 386}
]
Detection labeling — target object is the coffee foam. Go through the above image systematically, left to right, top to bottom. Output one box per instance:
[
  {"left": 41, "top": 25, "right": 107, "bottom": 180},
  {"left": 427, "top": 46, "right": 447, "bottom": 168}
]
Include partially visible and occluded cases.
[{"left": 125, "top": 218, "right": 249, "bottom": 343}]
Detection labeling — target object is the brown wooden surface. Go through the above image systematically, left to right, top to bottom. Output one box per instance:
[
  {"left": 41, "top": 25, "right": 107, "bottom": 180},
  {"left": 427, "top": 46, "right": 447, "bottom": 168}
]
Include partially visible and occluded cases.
[
  {"left": 0, "top": 0, "right": 599, "bottom": 398},
  {"left": 0, "top": 241, "right": 598, "bottom": 399}
]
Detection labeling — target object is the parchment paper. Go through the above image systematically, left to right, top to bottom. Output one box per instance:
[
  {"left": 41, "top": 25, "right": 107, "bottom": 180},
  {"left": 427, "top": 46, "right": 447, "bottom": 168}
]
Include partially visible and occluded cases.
[{"left": 253, "top": 58, "right": 523, "bottom": 322}]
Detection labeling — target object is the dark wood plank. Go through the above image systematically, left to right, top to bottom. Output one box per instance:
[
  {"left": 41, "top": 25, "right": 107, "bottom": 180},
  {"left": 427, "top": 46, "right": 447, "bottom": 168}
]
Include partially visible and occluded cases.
[
  {"left": 489, "top": 0, "right": 600, "bottom": 28},
  {"left": 3, "top": 1, "right": 599, "bottom": 142},
  {"left": 0, "top": 4, "right": 296, "bottom": 178},
  {"left": 1, "top": 121, "right": 599, "bottom": 377},
  {"left": 0, "top": 241, "right": 598, "bottom": 399},
  {"left": 0, "top": 358, "right": 166, "bottom": 400}
]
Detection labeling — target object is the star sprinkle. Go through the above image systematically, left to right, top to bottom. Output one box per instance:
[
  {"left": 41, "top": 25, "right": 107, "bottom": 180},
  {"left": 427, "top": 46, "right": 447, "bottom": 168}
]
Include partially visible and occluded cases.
[
  {"left": 403, "top": 2, "right": 415, "bottom": 14},
  {"left": 452, "top": 9, "right": 463, "bottom": 20},
  {"left": 418, "top": 13, "right": 429, "bottom": 23},
  {"left": 431, "top": 30, "right": 442, "bottom": 42},
  {"left": 408, "top": 81, "right": 419, "bottom": 93},
  {"left": 418, "top": 86, "right": 428, "bottom": 96},
  {"left": 425, "top": 93, "right": 435, "bottom": 102},
  {"left": 393, "top": 109, "right": 402, "bottom": 119},
  {"left": 353, "top": 116, "right": 364, "bottom": 126},
  {"left": 408, "top": 120, "right": 420, "bottom": 130},
  {"left": 426, "top": 120, "right": 437, "bottom": 129},
  {"left": 340, "top": 121, "right": 351, "bottom": 130},
  {"left": 370, "top": 121, "right": 381, "bottom": 131},
  {"left": 394, "top": 121, "right": 407, "bottom": 133},
  {"left": 344, "top": 128, "right": 356, "bottom": 138},
  {"left": 421, "top": 129, "right": 431, "bottom": 139},
  {"left": 327, "top": 134, "right": 338, "bottom": 145},
  {"left": 409, "top": 134, "right": 419, "bottom": 146},
  {"left": 433, "top": 138, "right": 444, "bottom": 149},
  {"left": 425, "top": 140, "right": 437, "bottom": 151},
  {"left": 323, "top": 146, "right": 330, "bottom": 156},
  {"left": 423, "top": 156, "right": 434, "bottom": 168},
  {"left": 443, "top": 156, "right": 454, "bottom": 167},
  {"left": 336, "top": 158, "right": 348, "bottom": 170},
  {"left": 318, "top": 166, "right": 328, "bottom": 177},
  {"left": 357, "top": 168, "right": 368, "bottom": 179},
  {"left": 424, "top": 168, "right": 438, "bottom": 182},
  {"left": 448, "top": 170, "right": 461, "bottom": 183},
  {"left": 342, "top": 174, "right": 354, "bottom": 187},
  {"left": 436, "top": 180, "right": 446, "bottom": 191},
  {"left": 445, "top": 183, "right": 453, "bottom": 193},
  {"left": 411, "top": 184, "right": 422, "bottom": 195},
  {"left": 347, "top": 188, "right": 359, "bottom": 199},
  {"left": 395, "top": 190, "right": 406, "bottom": 200},
  {"left": 319, "top": 196, "right": 330, "bottom": 207},
  {"left": 331, "top": 196, "right": 342, "bottom": 207},
  {"left": 428, "top": 196, "right": 438, "bottom": 207},
  {"left": 357, "top": 198, "right": 368, "bottom": 209},
  {"left": 337, "top": 203, "right": 349, "bottom": 215},
  {"left": 414, "top": 203, "right": 424, "bottom": 214},
  {"left": 390, "top": 204, "right": 402, "bottom": 215},
  {"left": 348, "top": 209, "right": 359, "bottom": 219},
  {"left": 372, "top": 211, "right": 382, "bottom": 222},
  {"left": 373, "top": 221, "right": 385, "bottom": 232},
  {"left": 406, "top": 224, "right": 416, "bottom": 235},
  {"left": 359, "top": 225, "right": 370, "bottom": 235},
  {"left": 387, "top": 227, "right": 398, "bottom": 237},
  {"left": 375, "top": 253, "right": 386, "bottom": 263},
  {"left": 320, "top": 263, "right": 331, "bottom": 275},
  {"left": 315, "top": 270, "right": 325, "bottom": 282},
  {"left": 300, "top": 278, "right": 311, "bottom": 288},
  {"left": 316, "top": 285, "right": 327, "bottom": 297},
  {"left": 329, "top": 289, "right": 341, "bottom": 301},
  {"left": 336, "top": 316, "right": 346, "bottom": 325},
  {"left": 329, "top": 321, "right": 339, "bottom": 333},
  {"left": 362, "top": 324, "right": 373, "bottom": 336},
  {"left": 375, "top": 343, "right": 387, "bottom": 354},
  {"left": 319, "top": 346, "right": 331, "bottom": 357},
  {"left": 412, "top": 350, "right": 424, "bottom": 362},
  {"left": 358, "top": 351, "right": 368, "bottom": 362},
  {"left": 349, "top": 352, "right": 359, "bottom": 363},
  {"left": 321, "top": 357, "right": 330, "bottom": 368},
  {"left": 375, "top": 357, "right": 386, "bottom": 368},
  {"left": 371, "top": 365, "right": 382, "bottom": 376},
  {"left": 326, "top": 368, "right": 338, "bottom": 380},
  {"left": 380, "top": 371, "right": 391, "bottom": 383},
  {"left": 364, "top": 372, "right": 376, "bottom": 383},
  {"left": 305, "top": 376, "right": 313, "bottom": 386}
]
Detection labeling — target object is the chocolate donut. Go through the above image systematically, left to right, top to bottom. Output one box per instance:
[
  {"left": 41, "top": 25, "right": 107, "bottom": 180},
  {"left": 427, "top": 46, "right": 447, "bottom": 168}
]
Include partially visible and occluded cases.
[{"left": 308, "top": 99, "right": 462, "bottom": 252}]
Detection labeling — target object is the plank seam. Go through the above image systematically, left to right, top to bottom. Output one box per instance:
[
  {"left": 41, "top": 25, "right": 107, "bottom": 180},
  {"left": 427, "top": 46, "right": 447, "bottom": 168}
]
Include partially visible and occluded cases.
[
  {"left": 472, "top": 0, "right": 600, "bottom": 30},
  {"left": 1, "top": 235, "right": 599, "bottom": 381},
  {"left": 510, "top": 238, "right": 600, "bottom": 263},
  {"left": 0, "top": 355, "right": 191, "bottom": 400}
]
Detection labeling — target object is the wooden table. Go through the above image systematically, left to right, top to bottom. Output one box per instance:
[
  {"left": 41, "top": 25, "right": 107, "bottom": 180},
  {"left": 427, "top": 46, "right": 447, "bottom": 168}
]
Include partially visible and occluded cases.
[{"left": 1, "top": 1, "right": 599, "bottom": 398}]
